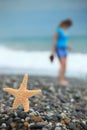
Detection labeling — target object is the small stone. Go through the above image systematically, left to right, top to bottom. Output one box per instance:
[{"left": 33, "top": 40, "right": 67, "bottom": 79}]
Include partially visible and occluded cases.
[
  {"left": 34, "top": 82, "right": 39, "bottom": 86},
  {"left": 9, "top": 97, "right": 14, "bottom": 101},
  {"left": 70, "top": 98, "right": 75, "bottom": 103},
  {"left": 1, "top": 108, "right": 4, "bottom": 113},
  {"left": 14, "top": 111, "right": 18, "bottom": 117},
  {"left": 17, "top": 111, "right": 27, "bottom": 118},
  {"left": 29, "top": 111, "right": 36, "bottom": 116},
  {"left": 47, "top": 112, "right": 54, "bottom": 116},
  {"left": 60, "top": 113, "right": 66, "bottom": 119},
  {"left": 4, "top": 114, "right": 9, "bottom": 119},
  {"left": 31, "top": 115, "right": 44, "bottom": 122},
  {"left": 25, "top": 117, "right": 30, "bottom": 121},
  {"left": 6, "top": 118, "right": 12, "bottom": 125},
  {"left": 64, "top": 118, "right": 70, "bottom": 124},
  {"left": 21, "top": 119, "right": 25, "bottom": 122},
  {"left": 72, "top": 119, "right": 79, "bottom": 123},
  {"left": 60, "top": 120, "right": 65, "bottom": 124},
  {"left": 82, "top": 120, "right": 86, "bottom": 124},
  {"left": 10, "top": 122, "right": 16, "bottom": 128},
  {"left": 24, "top": 122, "right": 29, "bottom": 127},
  {"left": 29, "top": 122, "right": 45, "bottom": 129},
  {"left": 44, "top": 122, "right": 52, "bottom": 129},
  {"left": 69, "top": 122, "right": 76, "bottom": 130},
  {"left": 1, "top": 123, "right": 7, "bottom": 128},
  {"left": 29, "top": 123, "right": 35, "bottom": 127},
  {"left": 56, "top": 123, "right": 62, "bottom": 127},
  {"left": 55, "top": 127, "right": 61, "bottom": 130},
  {"left": 12, "top": 128, "right": 16, "bottom": 130},
  {"left": 42, "top": 128, "right": 48, "bottom": 130},
  {"left": 1, "top": 129, "right": 7, "bottom": 130},
  {"left": 28, "top": 129, "right": 31, "bottom": 130}
]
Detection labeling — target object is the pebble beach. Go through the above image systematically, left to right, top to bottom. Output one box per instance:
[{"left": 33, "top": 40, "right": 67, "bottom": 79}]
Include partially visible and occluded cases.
[{"left": 0, "top": 75, "right": 87, "bottom": 130}]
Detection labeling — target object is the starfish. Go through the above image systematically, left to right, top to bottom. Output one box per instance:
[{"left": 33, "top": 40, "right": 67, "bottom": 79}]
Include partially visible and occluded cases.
[{"left": 3, "top": 74, "right": 42, "bottom": 112}]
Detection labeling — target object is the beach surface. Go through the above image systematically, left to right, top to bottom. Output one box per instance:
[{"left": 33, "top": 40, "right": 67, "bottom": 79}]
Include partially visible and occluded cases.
[{"left": 0, "top": 75, "right": 87, "bottom": 130}]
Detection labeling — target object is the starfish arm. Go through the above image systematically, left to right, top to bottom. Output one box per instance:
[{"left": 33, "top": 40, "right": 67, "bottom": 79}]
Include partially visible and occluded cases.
[
  {"left": 20, "top": 74, "right": 28, "bottom": 90},
  {"left": 3, "top": 88, "right": 18, "bottom": 96},
  {"left": 25, "top": 89, "right": 42, "bottom": 98},
  {"left": 12, "top": 99, "right": 20, "bottom": 109},
  {"left": 22, "top": 99, "right": 29, "bottom": 112}
]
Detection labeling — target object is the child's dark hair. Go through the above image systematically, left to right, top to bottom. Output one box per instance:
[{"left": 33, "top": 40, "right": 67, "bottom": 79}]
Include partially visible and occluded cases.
[{"left": 59, "top": 19, "right": 72, "bottom": 28}]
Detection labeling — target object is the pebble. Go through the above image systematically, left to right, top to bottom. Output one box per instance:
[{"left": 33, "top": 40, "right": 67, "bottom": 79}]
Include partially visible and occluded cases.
[
  {"left": 0, "top": 75, "right": 87, "bottom": 130},
  {"left": 60, "top": 113, "right": 66, "bottom": 119},
  {"left": 25, "top": 117, "right": 30, "bottom": 121},
  {"left": 24, "top": 121, "right": 29, "bottom": 126},
  {"left": 10, "top": 122, "right": 16, "bottom": 128},
  {"left": 69, "top": 122, "right": 76, "bottom": 130},
  {"left": 1, "top": 123, "right": 7, "bottom": 128},
  {"left": 56, "top": 123, "right": 62, "bottom": 127},
  {"left": 55, "top": 127, "right": 61, "bottom": 130},
  {"left": 42, "top": 128, "right": 49, "bottom": 130},
  {"left": 1, "top": 129, "right": 7, "bottom": 130}
]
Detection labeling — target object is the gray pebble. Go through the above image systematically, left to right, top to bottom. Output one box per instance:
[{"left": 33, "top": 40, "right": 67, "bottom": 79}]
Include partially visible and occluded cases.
[
  {"left": 1, "top": 123, "right": 7, "bottom": 128},
  {"left": 55, "top": 127, "right": 61, "bottom": 130}
]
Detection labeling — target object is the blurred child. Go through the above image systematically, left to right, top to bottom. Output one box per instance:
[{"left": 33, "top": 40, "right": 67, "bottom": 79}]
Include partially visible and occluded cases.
[{"left": 50, "top": 19, "right": 72, "bottom": 86}]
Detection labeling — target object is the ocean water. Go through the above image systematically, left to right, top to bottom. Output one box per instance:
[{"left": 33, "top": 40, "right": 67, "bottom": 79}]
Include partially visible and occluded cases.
[{"left": 0, "top": 36, "right": 87, "bottom": 78}]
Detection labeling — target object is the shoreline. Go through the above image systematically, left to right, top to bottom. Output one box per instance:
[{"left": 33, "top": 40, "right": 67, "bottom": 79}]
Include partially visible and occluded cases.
[
  {"left": 0, "top": 67, "right": 87, "bottom": 79},
  {"left": 0, "top": 74, "right": 87, "bottom": 87}
]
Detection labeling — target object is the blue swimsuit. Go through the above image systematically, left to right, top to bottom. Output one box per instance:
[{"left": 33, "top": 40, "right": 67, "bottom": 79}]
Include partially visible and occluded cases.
[{"left": 56, "top": 27, "right": 68, "bottom": 58}]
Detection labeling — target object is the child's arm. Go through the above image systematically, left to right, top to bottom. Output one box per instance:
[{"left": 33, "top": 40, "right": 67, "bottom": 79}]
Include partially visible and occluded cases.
[
  {"left": 49, "top": 33, "right": 58, "bottom": 62},
  {"left": 51, "top": 33, "right": 58, "bottom": 55}
]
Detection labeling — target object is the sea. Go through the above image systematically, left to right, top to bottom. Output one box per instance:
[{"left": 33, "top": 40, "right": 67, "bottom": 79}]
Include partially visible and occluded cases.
[{"left": 0, "top": 35, "right": 87, "bottom": 78}]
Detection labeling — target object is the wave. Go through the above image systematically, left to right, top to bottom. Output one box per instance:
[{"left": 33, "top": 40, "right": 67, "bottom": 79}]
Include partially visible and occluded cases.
[{"left": 0, "top": 46, "right": 87, "bottom": 78}]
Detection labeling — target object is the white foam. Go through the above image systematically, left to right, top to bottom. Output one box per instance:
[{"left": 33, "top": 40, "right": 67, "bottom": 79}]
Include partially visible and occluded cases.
[{"left": 0, "top": 46, "right": 87, "bottom": 78}]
